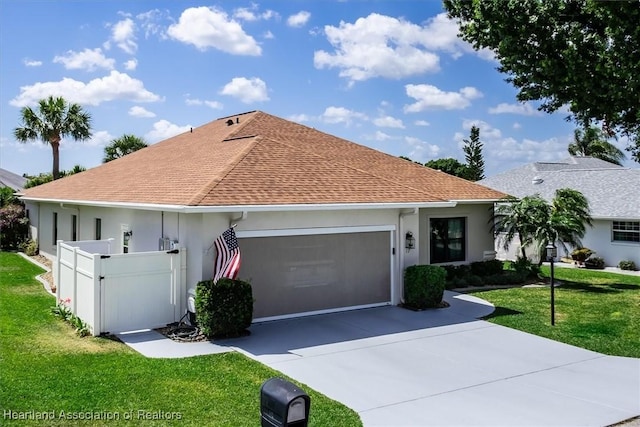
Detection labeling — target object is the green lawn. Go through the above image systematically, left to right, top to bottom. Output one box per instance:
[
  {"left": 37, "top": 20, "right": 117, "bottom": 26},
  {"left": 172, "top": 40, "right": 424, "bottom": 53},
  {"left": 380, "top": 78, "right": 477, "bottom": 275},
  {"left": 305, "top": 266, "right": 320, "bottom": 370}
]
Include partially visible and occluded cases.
[
  {"left": 0, "top": 252, "right": 362, "bottom": 426},
  {"left": 470, "top": 265, "right": 640, "bottom": 358}
]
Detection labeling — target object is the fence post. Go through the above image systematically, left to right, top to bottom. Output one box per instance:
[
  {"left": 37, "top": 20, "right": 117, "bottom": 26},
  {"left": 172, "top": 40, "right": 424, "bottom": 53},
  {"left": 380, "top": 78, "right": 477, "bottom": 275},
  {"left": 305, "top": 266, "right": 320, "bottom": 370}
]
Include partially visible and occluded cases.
[
  {"left": 55, "top": 240, "right": 62, "bottom": 301},
  {"left": 93, "top": 253, "right": 101, "bottom": 336}
]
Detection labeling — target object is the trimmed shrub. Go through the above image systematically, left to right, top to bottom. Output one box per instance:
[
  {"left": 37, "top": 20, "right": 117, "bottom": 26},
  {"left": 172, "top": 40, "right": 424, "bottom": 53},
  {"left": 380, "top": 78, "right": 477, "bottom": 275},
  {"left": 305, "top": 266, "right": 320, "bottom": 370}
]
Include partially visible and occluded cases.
[
  {"left": 0, "top": 204, "right": 29, "bottom": 250},
  {"left": 19, "top": 239, "right": 38, "bottom": 256},
  {"left": 571, "top": 248, "right": 594, "bottom": 263},
  {"left": 511, "top": 256, "right": 540, "bottom": 278},
  {"left": 584, "top": 256, "right": 605, "bottom": 270},
  {"left": 470, "top": 259, "right": 504, "bottom": 277},
  {"left": 618, "top": 260, "right": 637, "bottom": 271},
  {"left": 404, "top": 265, "right": 446, "bottom": 309},
  {"left": 464, "top": 274, "right": 484, "bottom": 287},
  {"left": 195, "top": 278, "right": 253, "bottom": 338}
]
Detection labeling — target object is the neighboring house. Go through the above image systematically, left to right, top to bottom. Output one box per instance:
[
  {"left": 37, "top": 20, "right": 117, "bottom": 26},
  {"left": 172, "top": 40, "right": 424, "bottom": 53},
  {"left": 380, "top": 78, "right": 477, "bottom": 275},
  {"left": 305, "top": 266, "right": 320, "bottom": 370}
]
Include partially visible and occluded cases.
[
  {"left": 20, "top": 111, "right": 505, "bottom": 321},
  {"left": 480, "top": 156, "right": 640, "bottom": 267},
  {"left": 0, "top": 168, "right": 27, "bottom": 191}
]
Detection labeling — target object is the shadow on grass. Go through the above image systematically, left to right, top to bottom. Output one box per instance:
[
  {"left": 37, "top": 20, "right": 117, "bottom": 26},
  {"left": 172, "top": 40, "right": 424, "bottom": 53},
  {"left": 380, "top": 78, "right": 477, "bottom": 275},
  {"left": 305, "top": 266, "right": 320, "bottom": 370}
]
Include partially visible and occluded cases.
[
  {"left": 560, "top": 281, "right": 633, "bottom": 294},
  {"left": 482, "top": 306, "right": 523, "bottom": 320}
]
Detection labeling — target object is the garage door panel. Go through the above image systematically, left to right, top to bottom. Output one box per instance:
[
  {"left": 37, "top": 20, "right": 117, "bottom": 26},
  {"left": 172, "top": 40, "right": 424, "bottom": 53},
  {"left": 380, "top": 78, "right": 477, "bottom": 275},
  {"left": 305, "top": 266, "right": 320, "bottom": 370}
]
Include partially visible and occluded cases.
[{"left": 240, "top": 232, "right": 391, "bottom": 319}]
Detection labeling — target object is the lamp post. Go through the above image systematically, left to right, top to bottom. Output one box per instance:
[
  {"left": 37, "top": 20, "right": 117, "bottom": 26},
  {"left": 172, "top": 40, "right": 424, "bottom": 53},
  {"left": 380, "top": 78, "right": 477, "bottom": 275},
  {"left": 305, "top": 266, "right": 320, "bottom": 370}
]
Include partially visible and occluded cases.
[{"left": 546, "top": 242, "right": 557, "bottom": 326}]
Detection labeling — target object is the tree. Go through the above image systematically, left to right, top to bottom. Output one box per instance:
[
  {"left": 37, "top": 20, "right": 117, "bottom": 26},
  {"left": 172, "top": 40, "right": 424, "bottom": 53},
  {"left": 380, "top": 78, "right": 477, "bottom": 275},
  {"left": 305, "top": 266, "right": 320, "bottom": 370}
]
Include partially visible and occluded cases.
[
  {"left": 444, "top": 0, "right": 640, "bottom": 162},
  {"left": 14, "top": 96, "right": 92, "bottom": 180},
  {"left": 462, "top": 126, "right": 485, "bottom": 181},
  {"left": 568, "top": 126, "right": 626, "bottom": 166},
  {"left": 103, "top": 134, "right": 148, "bottom": 163},
  {"left": 424, "top": 158, "right": 469, "bottom": 178},
  {"left": 24, "top": 165, "right": 87, "bottom": 188},
  {"left": 493, "top": 188, "right": 592, "bottom": 264}
]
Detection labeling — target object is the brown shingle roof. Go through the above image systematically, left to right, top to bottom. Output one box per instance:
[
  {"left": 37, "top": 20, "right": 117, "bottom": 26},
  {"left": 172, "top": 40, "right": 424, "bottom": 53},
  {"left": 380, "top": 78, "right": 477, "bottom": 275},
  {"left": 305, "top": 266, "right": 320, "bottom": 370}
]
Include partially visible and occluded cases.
[{"left": 21, "top": 111, "right": 506, "bottom": 206}]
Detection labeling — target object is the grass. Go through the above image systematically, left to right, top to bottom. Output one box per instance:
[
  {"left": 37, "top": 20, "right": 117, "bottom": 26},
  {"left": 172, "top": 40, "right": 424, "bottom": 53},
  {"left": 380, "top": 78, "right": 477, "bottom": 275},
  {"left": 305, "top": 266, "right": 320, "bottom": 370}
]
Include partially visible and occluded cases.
[
  {"left": 0, "top": 252, "right": 362, "bottom": 426},
  {"left": 469, "top": 265, "right": 640, "bottom": 358}
]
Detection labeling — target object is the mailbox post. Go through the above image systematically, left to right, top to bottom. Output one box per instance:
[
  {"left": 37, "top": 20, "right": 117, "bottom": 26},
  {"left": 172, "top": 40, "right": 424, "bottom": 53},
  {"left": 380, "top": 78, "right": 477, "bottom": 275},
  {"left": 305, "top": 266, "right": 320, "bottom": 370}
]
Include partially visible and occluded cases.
[{"left": 260, "top": 377, "right": 310, "bottom": 427}]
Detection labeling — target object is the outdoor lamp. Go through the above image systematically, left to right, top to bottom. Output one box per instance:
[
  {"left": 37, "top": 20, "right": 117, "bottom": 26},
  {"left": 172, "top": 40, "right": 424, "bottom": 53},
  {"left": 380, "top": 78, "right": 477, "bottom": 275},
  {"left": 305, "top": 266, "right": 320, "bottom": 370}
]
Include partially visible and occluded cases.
[
  {"left": 405, "top": 232, "right": 415, "bottom": 250},
  {"left": 546, "top": 242, "right": 557, "bottom": 326},
  {"left": 546, "top": 243, "right": 557, "bottom": 261}
]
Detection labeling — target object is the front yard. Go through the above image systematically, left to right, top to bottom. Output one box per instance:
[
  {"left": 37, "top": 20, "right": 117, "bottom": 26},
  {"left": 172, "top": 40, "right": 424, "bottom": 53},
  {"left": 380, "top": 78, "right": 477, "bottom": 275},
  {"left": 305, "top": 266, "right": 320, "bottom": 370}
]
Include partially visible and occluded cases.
[
  {"left": 0, "top": 252, "right": 362, "bottom": 426},
  {"left": 469, "top": 266, "right": 640, "bottom": 358}
]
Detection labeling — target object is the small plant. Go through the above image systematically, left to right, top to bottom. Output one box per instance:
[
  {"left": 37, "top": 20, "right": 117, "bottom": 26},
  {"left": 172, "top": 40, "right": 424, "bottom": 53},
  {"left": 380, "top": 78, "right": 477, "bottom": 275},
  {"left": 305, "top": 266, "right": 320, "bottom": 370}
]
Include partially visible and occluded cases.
[
  {"left": 19, "top": 239, "right": 38, "bottom": 256},
  {"left": 571, "top": 248, "right": 594, "bottom": 265},
  {"left": 512, "top": 256, "right": 540, "bottom": 278},
  {"left": 584, "top": 256, "right": 605, "bottom": 270},
  {"left": 470, "top": 259, "right": 504, "bottom": 277},
  {"left": 618, "top": 260, "right": 637, "bottom": 271},
  {"left": 404, "top": 265, "right": 446, "bottom": 309},
  {"left": 464, "top": 274, "right": 484, "bottom": 287},
  {"left": 195, "top": 278, "right": 253, "bottom": 338},
  {"left": 50, "top": 298, "right": 91, "bottom": 336}
]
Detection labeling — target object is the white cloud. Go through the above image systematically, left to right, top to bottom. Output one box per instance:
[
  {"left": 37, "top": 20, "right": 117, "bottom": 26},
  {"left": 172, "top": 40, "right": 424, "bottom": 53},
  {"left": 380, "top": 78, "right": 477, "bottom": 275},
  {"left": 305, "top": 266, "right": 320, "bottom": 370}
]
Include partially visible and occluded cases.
[
  {"left": 233, "top": 6, "right": 278, "bottom": 22},
  {"left": 167, "top": 7, "right": 261, "bottom": 56},
  {"left": 137, "top": 9, "right": 169, "bottom": 39},
  {"left": 288, "top": 11, "right": 311, "bottom": 28},
  {"left": 314, "top": 13, "right": 441, "bottom": 83},
  {"left": 110, "top": 18, "right": 137, "bottom": 54},
  {"left": 263, "top": 30, "right": 275, "bottom": 39},
  {"left": 53, "top": 48, "right": 115, "bottom": 71},
  {"left": 23, "top": 59, "right": 42, "bottom": 67},
  {"left": 123, "top": 59, "right": 138, "bottom": 70},
  {"left": 10, "top": 71, "right": 162, "bottom": 107},
  {"left": 220, "top": 77, "right": 269, "bottom": 103},
  {"left": 404, "top": 84, "right": 482, "bottom": 112},
  {"left": 185, "top": 98, "right": 224, "bottom": 109},
  {"left": 489, "top": 102, "right": 543, "bottom": 116},
  {"left": 129, "top": 106, "right": 156, "bottom": 118},
  {"left": 320, "top": 106, "right": 368, "bottom": 125},
  {"left": 289, "top": 114, "right": 310, "bottom": 123},
  {"left": 373, "top": 115, "right": 404, "bottom": 129},
  {"left": 457, "top": 119, "right": 502, "bottom": 140},
  {"left": 145, "top": 120, "right": 192, "bottom": 142},
  {"left": 414, "top": 120, "right": 430, "bottom": 127},
  {"left": 513, "top": 122, "right": 522, "bottom": 130},
  {"left": 84, "top": 130, "right": 113, "bottom": 148},
  {"left": 374, "top": 131, "right": 393, "bottom": 141},
  {"left": 405, "top": 136, "right": 440, "bottom": 161}
]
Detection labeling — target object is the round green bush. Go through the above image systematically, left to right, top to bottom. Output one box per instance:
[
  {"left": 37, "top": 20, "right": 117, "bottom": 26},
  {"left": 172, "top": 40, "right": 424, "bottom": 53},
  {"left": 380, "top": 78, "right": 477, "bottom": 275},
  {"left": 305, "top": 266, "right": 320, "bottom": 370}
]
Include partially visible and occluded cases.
[
  {"left": 618, "top": 260, "right": 637, "bottom": 271},
  {"left": 404, "top": 265, "right": 446, "bottom": 309},
  {"left": 195, "top": 278, "right": 253, "bottom": 338}
]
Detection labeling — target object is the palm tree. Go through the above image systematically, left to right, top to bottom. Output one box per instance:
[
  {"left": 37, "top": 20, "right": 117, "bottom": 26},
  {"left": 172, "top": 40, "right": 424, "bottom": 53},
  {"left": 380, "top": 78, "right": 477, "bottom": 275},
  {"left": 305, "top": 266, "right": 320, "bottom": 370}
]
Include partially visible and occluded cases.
[
  {"left": 14, "top": 96, "right": 92, "bottom": 180},
  {"left": 568, "top": 126, "right": 626, "bottom": 166},
  {"left": 103, "top": 134, "right": 148, "bottom": 163},
  {"left": 493, "top": 188, "right": 592, "bottom": 263},
  {"left": 492, "top": 195, "right": 550, "bottom": 260}
]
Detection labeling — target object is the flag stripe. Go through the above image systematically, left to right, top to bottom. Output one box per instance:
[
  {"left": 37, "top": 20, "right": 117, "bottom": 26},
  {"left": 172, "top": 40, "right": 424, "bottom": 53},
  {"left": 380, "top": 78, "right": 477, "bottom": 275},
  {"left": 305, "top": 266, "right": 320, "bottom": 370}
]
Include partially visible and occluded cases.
[{"left": 213, "top": 227, "right": 241, "bottom": 283}]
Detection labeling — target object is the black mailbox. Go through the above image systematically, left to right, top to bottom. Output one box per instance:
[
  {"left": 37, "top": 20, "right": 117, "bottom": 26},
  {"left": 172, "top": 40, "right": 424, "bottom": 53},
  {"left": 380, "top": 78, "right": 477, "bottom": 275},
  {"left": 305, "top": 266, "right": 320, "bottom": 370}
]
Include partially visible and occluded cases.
[{"left": 260, "top": 377, "right": 311, "bottom": 427}]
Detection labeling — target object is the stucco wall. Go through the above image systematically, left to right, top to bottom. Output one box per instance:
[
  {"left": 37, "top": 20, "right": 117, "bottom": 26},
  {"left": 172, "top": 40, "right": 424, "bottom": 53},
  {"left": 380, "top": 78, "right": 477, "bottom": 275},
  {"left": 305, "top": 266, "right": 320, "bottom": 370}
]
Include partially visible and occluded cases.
[{"left": 419, "top": 203, "right": 496, "bottom": 266}]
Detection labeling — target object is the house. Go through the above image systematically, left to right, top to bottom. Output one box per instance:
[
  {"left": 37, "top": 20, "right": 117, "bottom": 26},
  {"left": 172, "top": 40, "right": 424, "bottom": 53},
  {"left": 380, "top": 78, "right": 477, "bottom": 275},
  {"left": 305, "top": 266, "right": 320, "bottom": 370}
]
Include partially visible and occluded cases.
[
  {"left": 20, "top": 111, "right": 505, "bottom": 322},
  {"left": 479, "top": 156, "right": 640, "bottom": 267},
  {"left": 0, "top": 168, "right": 27, "bottom": 191}
]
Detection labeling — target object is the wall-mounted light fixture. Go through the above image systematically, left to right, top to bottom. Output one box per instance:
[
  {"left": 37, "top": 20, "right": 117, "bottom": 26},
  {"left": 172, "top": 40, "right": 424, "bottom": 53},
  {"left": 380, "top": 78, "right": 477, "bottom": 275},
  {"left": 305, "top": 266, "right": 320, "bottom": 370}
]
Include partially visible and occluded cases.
[
  {"left": 124, "top": 230, "right": 133, "bottom": 238},
  {"left": 405, "top": 231, "right": 415, "bottom": 251}
]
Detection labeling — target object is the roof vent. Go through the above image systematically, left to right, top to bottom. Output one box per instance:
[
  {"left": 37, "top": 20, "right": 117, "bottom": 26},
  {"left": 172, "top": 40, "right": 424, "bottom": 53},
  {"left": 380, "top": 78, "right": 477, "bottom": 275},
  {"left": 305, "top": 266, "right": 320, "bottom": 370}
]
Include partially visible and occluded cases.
[
  {"left": 226, "top": 119, "right": 234, "bottom": 126},
  {"left": 532, "top": 176, "right": 544, "bottom": 185}
]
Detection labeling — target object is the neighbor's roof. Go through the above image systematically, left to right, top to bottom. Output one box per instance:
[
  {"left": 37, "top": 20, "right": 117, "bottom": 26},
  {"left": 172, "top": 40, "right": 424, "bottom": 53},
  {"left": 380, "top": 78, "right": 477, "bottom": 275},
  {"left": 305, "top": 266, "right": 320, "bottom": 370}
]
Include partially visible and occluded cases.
[
  {"left": 21, "top": 111, "right": 506, "bottom": 208},
  {"left": 479, "top": 157, "right": 640, "bottom": 219},
  {"left": 0, "top": 168, "right": 27, "bottom": 191}
]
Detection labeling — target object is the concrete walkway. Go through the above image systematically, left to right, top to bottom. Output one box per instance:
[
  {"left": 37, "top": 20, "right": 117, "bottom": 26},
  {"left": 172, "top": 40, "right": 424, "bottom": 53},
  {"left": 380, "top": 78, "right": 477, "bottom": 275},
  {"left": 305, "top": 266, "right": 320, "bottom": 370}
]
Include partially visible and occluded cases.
[{"left": 120, "top": 292, "right": 640, "bottom": 426}]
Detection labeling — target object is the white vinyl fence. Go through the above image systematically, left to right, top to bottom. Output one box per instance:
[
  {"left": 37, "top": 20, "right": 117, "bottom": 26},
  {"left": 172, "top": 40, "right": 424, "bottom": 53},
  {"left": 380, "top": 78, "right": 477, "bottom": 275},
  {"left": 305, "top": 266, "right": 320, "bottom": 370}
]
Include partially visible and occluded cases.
[{"left": 56, "top": 240, "right": 186, "bottom": 335}]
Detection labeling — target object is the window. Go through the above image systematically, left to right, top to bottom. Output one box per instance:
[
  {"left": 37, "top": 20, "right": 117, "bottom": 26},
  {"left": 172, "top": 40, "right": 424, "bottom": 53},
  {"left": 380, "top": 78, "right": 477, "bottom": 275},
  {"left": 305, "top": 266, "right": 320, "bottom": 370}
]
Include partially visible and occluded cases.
[
  {"left": 52, "top": 212, "right": 58, "bottom": 245},
  {"left": 71, "top": 215, "right": 77, "bottom": 241},
  {"left": 430, "top": 217, "right": 466, "bottom": 263},
  {"left": 95, "top": 218, "right": 102, "bottom": 240},
  {"left": 612, "top": 221, "right": 640, "bottom": 243}
]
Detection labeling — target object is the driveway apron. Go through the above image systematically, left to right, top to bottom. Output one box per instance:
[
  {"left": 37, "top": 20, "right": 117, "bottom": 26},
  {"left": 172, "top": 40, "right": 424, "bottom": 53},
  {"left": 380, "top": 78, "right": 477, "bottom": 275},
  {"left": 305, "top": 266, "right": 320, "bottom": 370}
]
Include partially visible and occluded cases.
[{"left": 228, "top": 292, "right": 640, "bottom": 426}]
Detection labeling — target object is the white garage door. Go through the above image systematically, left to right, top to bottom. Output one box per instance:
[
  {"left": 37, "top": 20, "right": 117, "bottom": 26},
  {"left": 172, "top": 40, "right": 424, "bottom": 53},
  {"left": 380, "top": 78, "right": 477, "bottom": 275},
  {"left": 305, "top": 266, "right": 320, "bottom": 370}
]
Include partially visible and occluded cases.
[{"left": 239, "top": 230, "right": 392, "bottom": 320}]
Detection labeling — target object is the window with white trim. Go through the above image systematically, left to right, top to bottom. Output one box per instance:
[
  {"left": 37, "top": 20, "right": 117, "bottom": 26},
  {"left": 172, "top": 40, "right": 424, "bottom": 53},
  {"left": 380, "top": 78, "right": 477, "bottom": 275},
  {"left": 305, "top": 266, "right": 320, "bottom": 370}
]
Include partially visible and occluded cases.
[
  {"left": 430, "top": 217, "right": 466, "bottom": 263},
  {"left": 612, "top": 221, "right": 640, "bottom": 243}
]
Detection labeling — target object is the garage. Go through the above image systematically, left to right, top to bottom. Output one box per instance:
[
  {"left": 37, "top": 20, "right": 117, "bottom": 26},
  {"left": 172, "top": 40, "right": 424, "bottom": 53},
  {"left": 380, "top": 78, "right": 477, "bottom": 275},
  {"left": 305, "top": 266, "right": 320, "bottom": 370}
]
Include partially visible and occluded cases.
[{"left": 237, "top": 227, "right": 394, "bottom": 320}]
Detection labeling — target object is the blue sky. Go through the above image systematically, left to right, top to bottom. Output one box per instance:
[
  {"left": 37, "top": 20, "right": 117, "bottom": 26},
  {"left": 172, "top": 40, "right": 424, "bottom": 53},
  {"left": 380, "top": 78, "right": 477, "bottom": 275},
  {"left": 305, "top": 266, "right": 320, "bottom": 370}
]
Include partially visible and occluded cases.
[{"left": 1, "top": 1, "right": 635, "bottom": 178}]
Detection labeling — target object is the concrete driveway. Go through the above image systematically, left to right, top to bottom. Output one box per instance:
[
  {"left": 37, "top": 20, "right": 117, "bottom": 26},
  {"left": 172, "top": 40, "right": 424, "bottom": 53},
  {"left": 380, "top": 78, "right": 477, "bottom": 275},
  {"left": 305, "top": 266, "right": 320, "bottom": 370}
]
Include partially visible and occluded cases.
[{"left": 229, "top": 292, "right": 640, "bottom": 426}]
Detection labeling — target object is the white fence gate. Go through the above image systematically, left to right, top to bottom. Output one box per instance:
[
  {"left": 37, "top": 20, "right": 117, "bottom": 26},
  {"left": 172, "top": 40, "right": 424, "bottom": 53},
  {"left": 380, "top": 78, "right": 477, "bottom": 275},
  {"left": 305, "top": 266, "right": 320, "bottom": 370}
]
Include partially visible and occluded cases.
[{"left": 56, "top": 240, "right": 186, "bottom": 335}]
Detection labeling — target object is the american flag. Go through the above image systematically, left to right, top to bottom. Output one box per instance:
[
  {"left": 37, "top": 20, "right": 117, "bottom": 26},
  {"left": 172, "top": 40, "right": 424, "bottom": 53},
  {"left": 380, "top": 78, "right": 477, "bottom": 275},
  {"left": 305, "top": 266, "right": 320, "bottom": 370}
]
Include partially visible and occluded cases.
[{"left": 213, "top": 227, "right": 241, "bottom": 283}]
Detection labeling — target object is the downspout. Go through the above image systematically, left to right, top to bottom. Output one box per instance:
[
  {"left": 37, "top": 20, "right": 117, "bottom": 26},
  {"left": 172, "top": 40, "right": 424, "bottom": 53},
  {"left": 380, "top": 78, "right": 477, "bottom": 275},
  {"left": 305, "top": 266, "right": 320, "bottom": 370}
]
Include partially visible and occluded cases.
[{"left": 398, "top": 208, "right": 418, "bottom": 304}]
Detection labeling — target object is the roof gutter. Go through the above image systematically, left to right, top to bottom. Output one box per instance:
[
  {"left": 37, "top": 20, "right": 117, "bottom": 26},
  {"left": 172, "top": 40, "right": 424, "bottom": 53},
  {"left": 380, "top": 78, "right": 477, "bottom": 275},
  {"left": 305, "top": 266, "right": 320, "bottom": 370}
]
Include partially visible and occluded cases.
[{"left": 19, "top": 197, "right": 457, "bottom": 213}]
